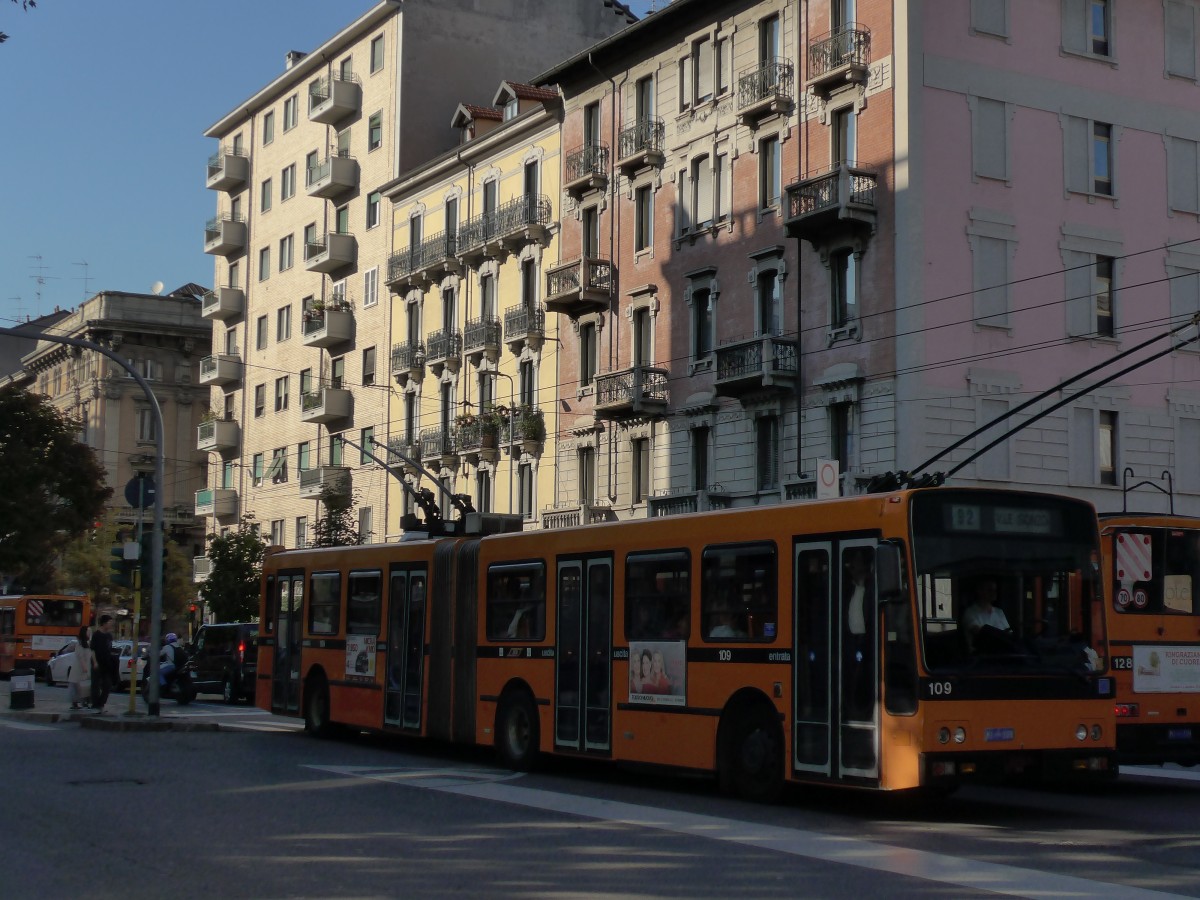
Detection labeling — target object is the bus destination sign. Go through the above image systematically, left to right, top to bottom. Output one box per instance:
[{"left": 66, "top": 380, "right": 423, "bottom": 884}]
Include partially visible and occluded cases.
[{"left": 948, "top": 504, "right": 1056, "bottom": 535}]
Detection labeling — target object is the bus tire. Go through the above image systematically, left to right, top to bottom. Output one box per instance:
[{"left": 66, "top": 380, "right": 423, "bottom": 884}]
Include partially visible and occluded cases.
[
  {"left": 304, "top": 675, "right": 335, "bottom": 738},
  {"left": 495, "top": 691, "right": 539, "bottom": 772},
  {"left": 721, "top": 708, "right": 783, "bottom": 803}
]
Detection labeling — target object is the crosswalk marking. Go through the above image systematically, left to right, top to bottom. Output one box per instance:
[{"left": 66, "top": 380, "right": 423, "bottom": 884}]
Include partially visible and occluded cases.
[
  {"left": 0, "top": 719, "right": 56, "bottom": 731},
  {"left": 220, "top": 720, "right": 304, "bottom": 733}
]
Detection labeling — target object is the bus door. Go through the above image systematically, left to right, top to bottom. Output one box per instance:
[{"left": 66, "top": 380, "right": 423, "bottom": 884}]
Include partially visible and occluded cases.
[
  {"left": 794, "top": 540, "right": 880, "bottom": 781},
  {"left": 555, "top": 556, "right": 613, "bottom": 754},
  {"left": 384, "top": 565, "right": 427, "bottom": 730},
  {"left": 271, "top": 571, "right": 304, "bottom": 715}
]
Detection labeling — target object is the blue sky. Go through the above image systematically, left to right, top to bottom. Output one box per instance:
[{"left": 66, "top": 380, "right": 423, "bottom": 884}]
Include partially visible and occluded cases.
[{"left": 0, "top": 0, "right": 654, "bottom": 327}]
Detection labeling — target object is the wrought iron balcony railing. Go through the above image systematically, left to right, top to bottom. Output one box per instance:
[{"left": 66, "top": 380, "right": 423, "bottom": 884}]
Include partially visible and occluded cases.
[
  {"left": 807, "top": 23, "right": 871, "bottom": 88},
  {"left": 737, "top": 58, "right": 794, "bottom": 118},
  {"left": 617, "top": 118, "right": 665, "bottom": 171},
  {"left": 564, "top": 142, "right": 609, "bottom": 196},
  {"left": 457, "top": 194, "right": 552, "bottom": 257},
  {"left": 387, "top": 231, "right": 457, "bottom": 285},
  {"left": 504, "top": 304, "right": 545, "bottom": 345},
  {"left": 463, "top": 316, "right": 502, "bottom": 354},
  {"left": 425, "top": 328, "right": 462, "bottom": 365}
]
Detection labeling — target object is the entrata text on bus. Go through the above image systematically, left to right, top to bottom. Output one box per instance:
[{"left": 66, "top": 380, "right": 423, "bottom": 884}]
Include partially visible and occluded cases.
[{"left": 257, "top": 487, "right": 1114, "bottom": 800}]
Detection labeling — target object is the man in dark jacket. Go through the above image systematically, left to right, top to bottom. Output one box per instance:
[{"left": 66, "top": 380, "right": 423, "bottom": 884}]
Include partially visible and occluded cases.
[{"left": 89, "top": 615, "right": 117, "bottom": 713}]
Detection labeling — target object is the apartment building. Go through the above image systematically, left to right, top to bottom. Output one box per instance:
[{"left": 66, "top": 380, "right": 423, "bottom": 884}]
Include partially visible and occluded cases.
[
  {"left": 200, "top": 0, "right": 637, "bottom": 548},
  {"left": 533, "top": 0, "right": 1200, "bottom": 522},
  {"left": 382, "top": 81, "right": 564, "bottom": 535}
]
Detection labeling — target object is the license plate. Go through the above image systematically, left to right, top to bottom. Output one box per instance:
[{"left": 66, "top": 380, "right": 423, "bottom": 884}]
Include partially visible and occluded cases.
[
  {"left": 985, "top": 727, "right": 1015, "bottom": 742},
  {"left": 1168, "top": 727, "right": 1193, "bottom": 741}
]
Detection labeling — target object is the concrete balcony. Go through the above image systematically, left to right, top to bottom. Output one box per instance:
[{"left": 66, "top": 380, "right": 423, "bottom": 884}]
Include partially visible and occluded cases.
[
  {"left": 806, "top": 24, "right": 871, "bottom": 100},
  {"left": 737, "top": 58, "right": 794, "bottom": 126},
  {"left": 308, "top": 73, "right": 361, "bottom": 125},
  {"left": 616, "top": 119, "right": 665, "bottom": 177},
  {"left": 563, "top": 143, "right": 609, "bottom": 200},
  {"left": 206, "top": 147, "right": 249, "bottom": 192},
  {"left": 305, "top": 154, "right": 359, "bottom": 199},
  {"left": 784, "top": 162, "right": 878, "bottom": 247},
  {"left": 204, "top": 215, "right": 247, "bottom": 257},
  {"left": 304, "top": 232, "right": 356, "bottom": 274},
  {"left": 386, "top": 232, "right": 460, "bottom": 292},
  {"left": 544, "top": 258, "right": 612, "bottom": 316},
  {"left": 200, "top": 286, "right": 245, "bottom": 321},
  {"left": 503, "top": 304, "right": 545, "bottom": 353},
  {"left": 301, "top": 305, "right": 354, "bottom": 349},
  {"left": 463, "top": 316, "right": 501, "bottom": 365},
  {"left": 424, "top": 328, "right": 462, "bottom": 376},
  {"left": 714, "top": 336, "right": 798, "bottom": 398},
  {"left": 390, "top": 341, "right": 426, "bottom": 387},
  {"left": 198, "top": 354, "right": 243, "bottom": 387},
  {"left": 593, "top": 366, "right": 669, "bottom": 419},
  {"left": 299, "top": 387, "right": 352, "bottom": 425},
  {"left": 196, "top": 418, "right": 239, "bottom": 453},
  {"left": 419, "top": 427, "right": 458, "bottom": 471},
  {"left": 386, "top": 435, "right": 422, "bottom": 475},
  {"left": 298, "top": 466, "right": 351, "bottom": 500},
  {"left": 195, "top": 488, "right": 237, "bottom": 519},
  {"left": 648, "top": 489, "right": 735, "bottom": 517},
  {"left": 541, "top": 501, "right": 615, "bottom": 530},
  {"left": 192, "top": 556, "right": 212, "bottom": 583}
]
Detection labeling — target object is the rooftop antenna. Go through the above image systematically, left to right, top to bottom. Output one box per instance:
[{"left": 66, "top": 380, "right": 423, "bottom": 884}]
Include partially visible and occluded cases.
[
  {"left": 27, "top": 255, "right": 59, "bottom": 317},
  {"left": 73, "top": 260, "right": 92, "bottom": 300},
  {"left": 8, "top": 296, "right": 26, "bottom": 323}
]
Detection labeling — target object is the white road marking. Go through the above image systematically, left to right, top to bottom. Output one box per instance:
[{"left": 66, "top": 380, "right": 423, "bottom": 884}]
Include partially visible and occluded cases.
[
  {"left": 0, "top": 719, "right": 56, "bottom": 731},
  {"left": 220, "top": 720, "right": 304, "bottom": 733},
  {"left": 307, "top": 764, "right": 1191, "bottom": 900},
  {"left": 1122, "top": 765, "right": 1200, "bottom": 784}
]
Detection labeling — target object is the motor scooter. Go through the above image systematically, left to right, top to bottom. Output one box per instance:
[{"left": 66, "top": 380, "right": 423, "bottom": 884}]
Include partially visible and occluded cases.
[{"left": 140, "top": 663, "right": 196, "bottom": 705}]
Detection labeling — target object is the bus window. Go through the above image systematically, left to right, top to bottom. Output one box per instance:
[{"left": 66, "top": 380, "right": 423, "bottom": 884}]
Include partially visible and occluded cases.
[
  {"left": 1113, "top": 530, "right": 1200, "bottom": 616},
  {"left": 701, "top": 542, "right": 777, "bottom": 641},
  {"left": 625, "top": 550, "right": 690, "bottom": 641},
  {"left": 486, "top": 562, "right": 546, "bottom": 641},
  {"left": 347, "top": 570, "right": 383, "bottom": 635},
  {"left": 309, "top": 572, "right": 341, "bottom": 635},
  {"left": 26, "top": 598, "right": 85, "bottom": 628}
]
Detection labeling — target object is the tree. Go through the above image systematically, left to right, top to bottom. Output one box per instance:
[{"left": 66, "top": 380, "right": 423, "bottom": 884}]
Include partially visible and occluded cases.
[
  {"left": 1, "top": 0, "right": 36, "bottom": 45},
  {"left": 0, "top": 384, "right": 111, "bottom": 590},
  {"left": 310, "top": 485, "right": 364, "bottom": 548},
  {"left": 199, "top": 518, "right": 268, "bottom": 623}
]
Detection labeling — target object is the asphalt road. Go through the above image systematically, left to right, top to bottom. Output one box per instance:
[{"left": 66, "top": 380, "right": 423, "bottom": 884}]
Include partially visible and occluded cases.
[{"left": 4, "top": 688, "right": 1200, "bottom": 898}]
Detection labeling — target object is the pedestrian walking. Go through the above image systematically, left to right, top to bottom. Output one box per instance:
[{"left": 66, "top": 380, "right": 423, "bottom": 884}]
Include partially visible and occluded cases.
[
  {"left": 89, "top": 615, "right": 117, "bottom": 713},
  {"left": 67, "top": 625, "right": 92, "bottom": 710}
]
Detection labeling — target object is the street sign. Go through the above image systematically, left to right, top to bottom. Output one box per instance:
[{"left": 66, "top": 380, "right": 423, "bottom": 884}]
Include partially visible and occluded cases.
[
  {"left": 816, "top": 459, "right": 841, "bottom": 499},
  {"left": 123, "top": 474, "right": 156, "bottom": 509}
]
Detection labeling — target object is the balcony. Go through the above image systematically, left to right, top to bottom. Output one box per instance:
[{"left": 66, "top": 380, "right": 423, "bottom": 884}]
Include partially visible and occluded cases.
[
  {"left": 806, "top": 24, "right": 871, "bottom": 100},
  {"left": 737, "top": 58, "right": 794, "bottom": 126},
  {"left": 308, "top": 72, "right": 362, "bottom": 124},
  {"left": 616, "top": 118, "right": 665, "bottom": 177},
  {"left": 564, "top": 143, "right": 609, "bottom": 199},
  {"left": 206, "top": 146, "right": 249, "bottom": 192},
  {"left": 305, "top": 154, "right": 359, "bottom": 199},
  {"left": 784, "top": 162, "right": 878, "bottom": 246},
  {"left": 457, "top": 194, "right": 552, "bottom": 264},
  {"left": 204, "top": 214, "right": 247, "bottom": 257},
  {"left": 386, "top": 231, "right": 459, "bottom": 292},
  {"left": 304, "top": 232, "right": 356, "bottom": 273},
  {"left": 544, "top": 258, "right": 612, "bottom": 316},
  {"left": 200, "top": 285, "right": 245, "bottom": 321},
  {"left": 301, "top": 304, "right": 354, "bottom": 349},
  {"left": 503, "top": 304, "right": 545, "bottom": 353},
  {"left": 463, "top": 316, "right": 501, "bottom": 365},
  {"left": 424, "top": 328, "right": 462, "bottom": 375},
  {"left": 714, "top": 336, "right": 798, "bottom": 398},
  {"left": 390, "top": 341, "right": 426, "bottom": 386},
  {"left": 199, "top": 354, "right": 242, "bottom": 387},
  {"left": 594, "top": 366, "right": 669, "bottom": 419},
  {"left": 299, "top": 386, "right": 352, "bottom": 425},
  {"left": 500, "top": 405, "right": 546, "bottom": 456},
  {"left": 196, "top": 418, "right": 239, "bottom": 453},
  {"left": 456, "top": 418, "right": 501, "bottom": 465},
  {"left": 419, "top": 427, "right": 458, "bottom": 470},
  {"left": 386, "top": 435, "right": 422, "bottom": 475},
  {"left": 299, "top": 466, "right": 351, "bottom": 500},
  {"left": 195, "top": 488, "right": 237, "bottom": 518},
  {"left": 648, "top": 488, "right": 734, "bottom": 517},
  {"left": 541, "top": 501, "right": 615, "bottom": 530},
  {"left": 192, "top": 556, "right": 212, "bottom": 583}
]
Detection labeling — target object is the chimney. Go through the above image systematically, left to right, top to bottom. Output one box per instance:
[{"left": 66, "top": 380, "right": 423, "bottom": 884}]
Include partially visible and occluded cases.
[{"left": 286, "top": 50, "right": 307, "bottom": 70}]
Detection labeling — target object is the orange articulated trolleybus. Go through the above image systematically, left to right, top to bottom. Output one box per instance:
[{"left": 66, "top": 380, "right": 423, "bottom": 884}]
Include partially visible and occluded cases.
[
  {"left": 257, "top": 487, "right": 1115, "bottom": 800},
  {"left": 0, "top": 594, "right": 91, "bottom": 675}
]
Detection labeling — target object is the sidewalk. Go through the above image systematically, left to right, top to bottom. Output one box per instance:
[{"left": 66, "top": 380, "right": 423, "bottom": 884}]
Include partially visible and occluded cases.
[{"left": 1, "top": 678, "right": 221, "bottom": 732}]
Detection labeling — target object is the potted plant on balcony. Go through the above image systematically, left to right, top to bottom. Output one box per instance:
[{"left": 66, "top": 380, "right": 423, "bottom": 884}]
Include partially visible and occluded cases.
[
  {"left": 304, "top": 299, "right": 326, "bottom": 322},
  {"left": 513, "top": 405, "right": 545, "bottom": 453},
  {"left": 478, "top": 406, "right": 505, "bottom": 450}
]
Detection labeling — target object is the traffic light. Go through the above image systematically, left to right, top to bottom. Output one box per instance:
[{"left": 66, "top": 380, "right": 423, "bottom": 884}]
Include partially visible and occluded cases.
[
  {"left": 138, "top": 532, "right": 168, "bottom": 589},
  {"left": 109, "top": 545, "right": 134, "bottom": 590}
]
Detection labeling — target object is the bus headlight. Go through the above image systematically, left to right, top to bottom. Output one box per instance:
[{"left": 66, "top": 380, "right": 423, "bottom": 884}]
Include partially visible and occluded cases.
[
  {"left": 1091, "top": 724, "right": 1103, "bottom": 741},
  {"left": 1076, "top": 725, "right": 1088, "bottom": 741},
  {"left": 938, "top": 727, "right": 951, "bottom": 744},
  {"left": 953, "top": 727, "right": 966, "bottom": 744}
]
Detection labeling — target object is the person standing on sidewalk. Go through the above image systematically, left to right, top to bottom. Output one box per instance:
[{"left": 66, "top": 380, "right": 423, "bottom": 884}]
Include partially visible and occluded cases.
[
  {"left": 89, "top": 616, "right": 117, "bottom": 713},
  {"left": 67, "top": 625, "right": 93, "bottom": 710}
]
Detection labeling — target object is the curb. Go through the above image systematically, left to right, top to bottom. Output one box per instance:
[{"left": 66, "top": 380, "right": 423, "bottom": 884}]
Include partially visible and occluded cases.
[{"left": 2, "top": 709, "right": 222, "bottom": 732}]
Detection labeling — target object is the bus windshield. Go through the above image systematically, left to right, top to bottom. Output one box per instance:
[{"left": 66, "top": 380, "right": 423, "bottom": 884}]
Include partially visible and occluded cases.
[
  {"left": 910, "top": 491, "right": 1104, "bottom": 676},
  {"left": 1109, "top": 528, "right": 1200, "bottom": 616}
]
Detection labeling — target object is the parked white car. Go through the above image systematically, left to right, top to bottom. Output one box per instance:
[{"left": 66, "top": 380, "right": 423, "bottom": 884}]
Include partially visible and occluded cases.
[
  {"left": 43, "top": 640, "right": 79, "bottom": 686},
  {"left": 114, "top": 641, "right": 149, "bottom": 690}
]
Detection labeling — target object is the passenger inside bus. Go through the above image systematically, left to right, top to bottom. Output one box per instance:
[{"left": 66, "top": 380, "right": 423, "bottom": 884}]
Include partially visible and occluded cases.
[{"left": 708, "top": 606, "right": 747, "bottom": 639}]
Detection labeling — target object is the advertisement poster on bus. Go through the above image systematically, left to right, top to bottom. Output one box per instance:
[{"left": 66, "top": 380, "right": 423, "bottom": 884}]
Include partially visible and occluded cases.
[
  {"left": 345, "top": 635, "right": 377, "bottom": 680},
  {"left": 628, "top": 640, "right": 685, "bottom": 706},
  {"left": 1132, "top": 645, "right": 1200, "bottom": 693}
]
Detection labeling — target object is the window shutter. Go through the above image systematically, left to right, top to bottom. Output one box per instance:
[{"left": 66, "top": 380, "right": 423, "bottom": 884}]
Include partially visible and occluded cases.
[
  {"left": 970, "top": 0, "right": 1007, "bottom": 36},
  {"left": 1061, "top": 0, "right": 1087, "bottom": 54},
  {"left": 1167, "top": 1, "right": 1197, "bottom": 79},
  {"left": 696, "top": 38, "right": 713, "bottom": 101},
  {"left": 974, "top": 98, "right": 1008, "bottom": 181},
  {"left": 1065, "top": 116, "right": 1090, "bottom": 194},
  {"left": 1170, "top": 137, "right": 1200, "bottom": 213},
  {"left": 717, "top": 153, "right": 731, "bottom": 221},
  {"left": 695, "top": 155, "right": 713, "bottom": 225},
  {"left": 678, "top": 168, "right": 691, "bottom": 234},
  {"left": 973, "top": 236, "right": 1010, "bottom": 327},
  {"left": 1064, "top": 249, "right": 1094, "bottom": 336},
  {"left": 1169, "top": 266, "right": 1200, "bottom": 324},
  {"left": 1069, "top": 407, "right": 1094, "bottom": 485}
]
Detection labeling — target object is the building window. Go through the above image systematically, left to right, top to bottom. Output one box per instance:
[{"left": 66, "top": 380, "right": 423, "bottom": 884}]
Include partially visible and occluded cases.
[
  {"left": 1089, "top": 0, "right": 1111, "bottom": 55},
  {"left": 370, "top": 34, "right": 384, "bottom": 73},
  {"left": 693, "top": 36, "right": 714, "bottom": 104},
  {"left": 283, "top": 94, "right": 298, "bottom": 131},
  {"left": 833, "top": 106, "right": 857, "bottom": 166},
  {"left": 262, "top": 110, "right": 275, "bottom": 145},
  {"left": 368, "top": 112, "right": 383, "bottom": 151},
  {"left": 1065, "top": 116, "right": 1115, "bottom": 197},
  {"left": 1092, "top": 122, "right": 1112, "bottom": 195},
  {"left": 759, "top": 135, "right": 780, "bottom": 210},
  {"left": 691, "top": 155, "right": 713, "bottom": 229},
  {"left": 281, "top": 164, "right": 295, "bottom": 201},
  {"left": 260, "top": 178, "right": 272, "bottom": 213},
  {"left": 634, "top": 184, "right": 653, "bottom": 252},
  {"left": 366, "top": 191, "right": 381, "bottom": 229},
  {"left": 336, "top": 205, "right": 350, "bottom": 235},
  {"left": 582, "top": 205, "right": 599, "bottom": 258},
  {"left": 279, "top": 234, "right": 294, "bottom": 272},
  {"left": 258, "top": 248, "right": 270, "bottom": 282},
  {"left": 831, "top": 250, "right": 858, "bottom": 329},
  {"left": 1095, "top": 256, "right": 1114, "bottom": 337},
  {"left": 520, "top": 258, "right": 537, "bottom": 309},
  {"left": 228, "top": 261, "right": 240, "bottom": 289},
  {"left": 364, "top": 267, "right": 378, "bottom": 308},
  {"left": 757, "top": 269, "right": 779, "bottom": 335},
  {"left": 691, "top": 287, "right": 714, "bottom": 359},
  {"left": 277, "top": 304, "right": 291, "bottom": 342},
  {"left": 633, "top": 306, "right": 652, "bottom": 366},
  {"left": 256, "top": 315, "right": 268, "bottom": 350},
  {"left": 579, "top": 321, "right": 597, "bottom": 388},
  {"left": 223, "top": 328, "right": 237, "bottom": 355},
  {"left": 362, "top": 346, "right": 376, "bottom": 386},
  {"left": 331, "top": 356, "right": 345, "bottom": 390},
  {"left": 519, "top": 358, "right": 535, "bottom": 407},
  {"left": 299, "top": 368, "right": 312, "bottom": 398},
  {"left": 275, "top": 376, "right": 289, "bottom": 412},
  {"left": 254, "top": 384, "right": 265, "bottom": 418},
  {"left": 403, "top": 394, "right": 416, "bottom": 442},
  {"left": 830, "top": 402, "right": 853, "bottom": 473},
  {"left": 136, "top": 408, "right": 155, "bottom": 442},
  {"left": 1099, "top": 410, "right": 1117, "bottom": 485},
  {"left": 756, "top": 416, "right": 779, "bottom": 491},
  {"left": 691, "top": 426, "right": 709, "bottom": 492},
  {"left": 360, "top": 427, "right": 375, "bottom": 466},
  {"left": 330, "top": 434, "right": 344, "bottom": 467},
  {"left": 632, "top": 437, "right": 650, "bottom": 505},
  {"left": 297, "top": 441, "right": 311, "bottom": 472},
  {"left": 578, "top": 447, "right": 595, "bottom": 504},
  {"left": 267, "top": 448, "right": 288, "bottom": 484},
  {"left": 251, "top": 452, "right": 264, "bottom": 485},
  {"left": 221, "top": 460, "right": 235, "bottom": 489},
  {"left": 518, "top": 463, "right": 533, "bottom": 519},
  {"left": 476, "top": 469, "right": 492, "bottom": 514},
  {"left": 358, "top": 507, "right": 373, "bottom": 543},
  {"left": 295, "top": 517, "right": 307, "bottom": 549},
  {"left": 270, "top": 520, "right": 285, "bottom": 546}
]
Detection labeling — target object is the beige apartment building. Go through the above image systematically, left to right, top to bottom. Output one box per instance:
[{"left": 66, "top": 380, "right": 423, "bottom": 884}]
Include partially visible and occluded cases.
[{"left": 199, "top": 0, "right": 636, "bottom": 548}]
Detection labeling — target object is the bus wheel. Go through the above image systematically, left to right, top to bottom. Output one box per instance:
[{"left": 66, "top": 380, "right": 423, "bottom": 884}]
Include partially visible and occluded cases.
[
  {"left": 304, "top": 676, "right": 334, "bottom": 738},
  {"left": 496, "top": 691, "right": 539, "bottom": 772},
  {"left": 723, "top": 709, "right": 783, "bottom": 803}
]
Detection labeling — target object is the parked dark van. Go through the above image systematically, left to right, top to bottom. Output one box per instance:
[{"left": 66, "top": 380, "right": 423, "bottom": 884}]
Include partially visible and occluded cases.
[{"left": 189, "top": 622, "right": 258, "bottom": 703}]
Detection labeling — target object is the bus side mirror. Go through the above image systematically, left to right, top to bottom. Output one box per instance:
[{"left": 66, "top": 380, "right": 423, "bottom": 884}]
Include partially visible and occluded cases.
[{"left": 876, "top": 543, "right": 904, "bottom": 604}]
